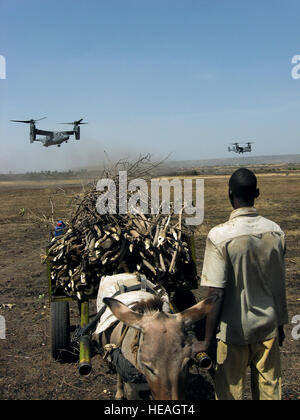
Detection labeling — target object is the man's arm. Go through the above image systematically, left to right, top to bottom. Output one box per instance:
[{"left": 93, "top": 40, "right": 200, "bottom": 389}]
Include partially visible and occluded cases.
[
  {"left": 194, "top": 233, "right": 227, "bottom": 354},
  {"left": 192, "top": 287, "right": 224, "bottom": 354}
]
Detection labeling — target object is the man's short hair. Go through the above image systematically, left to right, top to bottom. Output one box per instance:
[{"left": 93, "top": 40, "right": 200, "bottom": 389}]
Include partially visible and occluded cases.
[{"left": 229, "top": 168, "right": 257, "bottom": 199}]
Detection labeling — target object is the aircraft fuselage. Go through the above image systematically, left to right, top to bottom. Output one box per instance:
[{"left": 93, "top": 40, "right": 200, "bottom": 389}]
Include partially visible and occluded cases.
[{"left": 41, "top": 133, "right": 70, "bottom": 147}]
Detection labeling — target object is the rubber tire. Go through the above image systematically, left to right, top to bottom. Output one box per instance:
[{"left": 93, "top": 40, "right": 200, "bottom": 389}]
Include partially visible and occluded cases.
[{"left": 51, "top": 302, "right": 70, "bottom": 361}]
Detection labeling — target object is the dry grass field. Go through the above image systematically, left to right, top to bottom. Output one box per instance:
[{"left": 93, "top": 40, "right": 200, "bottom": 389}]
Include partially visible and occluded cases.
[{"left": 0, "top": 172, "right": 299, "bottom": 400}]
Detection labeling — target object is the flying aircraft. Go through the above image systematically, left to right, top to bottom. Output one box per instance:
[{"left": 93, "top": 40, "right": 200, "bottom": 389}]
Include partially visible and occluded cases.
[
  {"left": 10, "top": 117, "right": 87, "bottom": 147},
  {"left": 228, "top": 142, "right": 254, "bottom": 154}
]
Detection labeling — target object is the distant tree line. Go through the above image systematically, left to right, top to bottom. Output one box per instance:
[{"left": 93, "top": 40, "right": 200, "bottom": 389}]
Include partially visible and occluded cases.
[{"left": 0, "top": 169, "right": 90, "bottom": 181}]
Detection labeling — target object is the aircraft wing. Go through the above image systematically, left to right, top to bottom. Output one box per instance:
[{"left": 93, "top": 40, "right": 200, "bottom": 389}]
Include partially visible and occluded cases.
[
  {"left": 35, "top": 128, "right": 54, "bottom": 136},
  {"left": 60, "top": 130, "right": 75, "bottom": 135}
]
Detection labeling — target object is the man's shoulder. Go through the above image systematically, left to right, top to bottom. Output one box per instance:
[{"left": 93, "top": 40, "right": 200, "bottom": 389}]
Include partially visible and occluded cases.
[
  {"left": 207, "top": 215, "right": 284, "bottom": 246},
  {"left": 257, "top": 216, "right": 284, "bottom": 234},
  {"left": 207, "top": 219, "right": 238, "bottom": 246}
]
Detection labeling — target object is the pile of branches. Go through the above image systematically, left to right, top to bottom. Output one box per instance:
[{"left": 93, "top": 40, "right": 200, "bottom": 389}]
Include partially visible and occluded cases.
[{"left": 46, "top": 155, "right": 197, "bottom": 300}]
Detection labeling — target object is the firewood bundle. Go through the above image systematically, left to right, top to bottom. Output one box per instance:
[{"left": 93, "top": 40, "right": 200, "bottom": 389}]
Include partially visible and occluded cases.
[
  {"left": 47, "top": 156, "right": 197, "bottom": 300},
  {"left": 47, "top": 206, "right": 196, "bottom": 300}
]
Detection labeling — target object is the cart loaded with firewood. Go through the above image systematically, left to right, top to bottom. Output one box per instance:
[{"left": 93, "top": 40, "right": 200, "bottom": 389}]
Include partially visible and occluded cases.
[{"left": 46, "top": 179, "right": 198, "bottom": 375}]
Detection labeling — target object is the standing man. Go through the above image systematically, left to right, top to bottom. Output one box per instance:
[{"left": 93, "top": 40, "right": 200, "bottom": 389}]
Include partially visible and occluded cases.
[{"left": 193, "top": 168, "right": 288, "bottom": 400}]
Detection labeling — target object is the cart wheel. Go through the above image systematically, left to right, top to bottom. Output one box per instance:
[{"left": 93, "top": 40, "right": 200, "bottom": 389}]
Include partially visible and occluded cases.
[{"left": 51, "top": 302, "right": 70, "bottom": 361}]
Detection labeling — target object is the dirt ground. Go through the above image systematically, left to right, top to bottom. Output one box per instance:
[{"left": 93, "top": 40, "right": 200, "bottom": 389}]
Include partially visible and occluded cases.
[{"left": 0, "top": 172, "right": 299, "bottom": 400}]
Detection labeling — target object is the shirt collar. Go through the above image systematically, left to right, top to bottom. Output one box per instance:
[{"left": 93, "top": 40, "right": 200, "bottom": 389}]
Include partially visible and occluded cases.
[{"left": 229, "top": 206, "right": 258, "bottom": 220}]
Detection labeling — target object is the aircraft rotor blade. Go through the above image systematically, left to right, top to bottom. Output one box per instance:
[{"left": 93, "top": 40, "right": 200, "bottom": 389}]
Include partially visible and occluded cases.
[
  {"left": 11, "top": 117, "right": 47, "bottom": 124},
  {"left": 74, "top": 118, "right": 87, "bottom": 125},
  {"left": 58, "top": 119, "right": 88, "bottom": 125},
  {"left": 11, "top": 120, "right": 32, "bottom": 123}
]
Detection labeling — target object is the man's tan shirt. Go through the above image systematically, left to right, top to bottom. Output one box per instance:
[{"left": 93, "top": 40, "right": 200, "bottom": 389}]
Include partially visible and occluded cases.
[{"left": 201, "top": 207, "right": 288, "bottom": 345}]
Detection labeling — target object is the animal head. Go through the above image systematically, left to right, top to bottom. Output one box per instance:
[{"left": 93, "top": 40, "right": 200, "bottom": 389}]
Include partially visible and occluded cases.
[{"left": 103, "top": 294, "right": 217, "bottom": 400}]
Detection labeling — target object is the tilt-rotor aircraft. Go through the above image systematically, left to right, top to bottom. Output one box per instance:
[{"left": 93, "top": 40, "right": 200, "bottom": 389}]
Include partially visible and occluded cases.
[
  {"left": 11, "top": 117, "right": 87, "bottom": 147},
  {"left": 228, "top": 142, "right": 254, "bottom": 154}
]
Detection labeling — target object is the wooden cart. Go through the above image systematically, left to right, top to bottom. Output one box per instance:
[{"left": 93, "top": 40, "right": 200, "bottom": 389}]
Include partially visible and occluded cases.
[{"left": 46, "top": 232, "right": 198, "bottom": 375}]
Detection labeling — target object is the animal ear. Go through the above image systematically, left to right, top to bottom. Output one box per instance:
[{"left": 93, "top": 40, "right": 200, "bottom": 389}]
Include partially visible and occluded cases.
[
  {"left": 178, "top": 294, "right": 219, "bottom": 326},
  {"left": 103, "top": 297, "right": 143, "bottom": 330}
]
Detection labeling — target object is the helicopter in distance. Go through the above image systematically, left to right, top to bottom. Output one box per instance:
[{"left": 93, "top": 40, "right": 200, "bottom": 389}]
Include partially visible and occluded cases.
[
  {"left": 10, "top": 117, "right": 87, "bottom": 147},
  {"left": 228, "top": 142, "right": 254, "bottom": 154}
]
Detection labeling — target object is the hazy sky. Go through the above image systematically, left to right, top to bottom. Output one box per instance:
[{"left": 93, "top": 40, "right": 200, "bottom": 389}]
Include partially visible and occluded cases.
[{"left": 0, "top": 0, "right": 300, "bottom": 172}]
